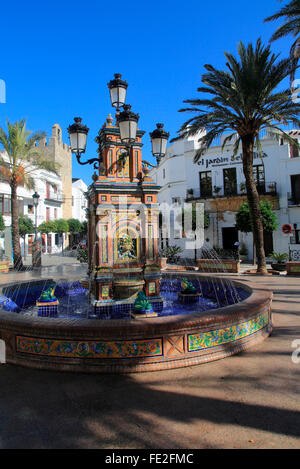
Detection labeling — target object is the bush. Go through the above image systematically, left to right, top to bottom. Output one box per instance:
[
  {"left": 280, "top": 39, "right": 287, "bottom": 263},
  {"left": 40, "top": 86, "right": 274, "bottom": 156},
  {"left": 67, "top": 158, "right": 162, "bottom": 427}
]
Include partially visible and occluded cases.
[{"left": 77, "top": 247, "right": 88, "bottom": 263}]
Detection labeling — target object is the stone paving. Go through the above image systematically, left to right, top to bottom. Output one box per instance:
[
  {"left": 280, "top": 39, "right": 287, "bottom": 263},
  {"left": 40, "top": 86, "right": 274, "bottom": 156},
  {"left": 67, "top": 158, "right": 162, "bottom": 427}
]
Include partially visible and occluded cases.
[{"left": 0, "top": 267, "right": 299, "bottom": 449}]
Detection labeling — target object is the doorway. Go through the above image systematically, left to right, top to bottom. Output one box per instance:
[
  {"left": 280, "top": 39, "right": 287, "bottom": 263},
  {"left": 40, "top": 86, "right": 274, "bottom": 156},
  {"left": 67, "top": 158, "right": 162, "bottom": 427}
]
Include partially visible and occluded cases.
[
  {"left": 222, "top": 227, "right": 239, "bottom": 250},
  {"left": 263, "top": 231, "right": 274, "bottom": 257}
]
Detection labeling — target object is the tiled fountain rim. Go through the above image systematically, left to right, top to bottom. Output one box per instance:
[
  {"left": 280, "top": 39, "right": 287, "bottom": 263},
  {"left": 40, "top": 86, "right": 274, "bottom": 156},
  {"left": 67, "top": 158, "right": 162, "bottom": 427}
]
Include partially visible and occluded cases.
[{"left": 0, "top": 274, "right": 272, "bottom": 336}]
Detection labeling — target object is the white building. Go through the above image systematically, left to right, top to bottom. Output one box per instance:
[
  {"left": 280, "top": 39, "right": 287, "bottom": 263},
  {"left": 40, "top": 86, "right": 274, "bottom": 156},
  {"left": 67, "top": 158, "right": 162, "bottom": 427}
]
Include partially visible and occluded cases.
[
  {"left": 150, "top": 130, "right": 300, "bottom": 262},
  {"left": 0, "top": 150, "right": 64, "bottom": 257},
  {"left": 72, "top": 178, "right": 88, "bottom": 222}
]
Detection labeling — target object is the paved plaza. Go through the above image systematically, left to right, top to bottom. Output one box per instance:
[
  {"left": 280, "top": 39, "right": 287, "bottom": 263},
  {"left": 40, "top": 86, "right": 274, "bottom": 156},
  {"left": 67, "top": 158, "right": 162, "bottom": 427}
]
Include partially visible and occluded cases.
[{"left": 0, "top": 266, "right": 299, "bottom": 449}]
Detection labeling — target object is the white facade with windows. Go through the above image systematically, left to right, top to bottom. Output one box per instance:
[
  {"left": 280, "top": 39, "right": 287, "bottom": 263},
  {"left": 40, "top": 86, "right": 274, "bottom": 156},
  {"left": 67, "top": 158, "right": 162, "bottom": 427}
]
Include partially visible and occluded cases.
[
  {"left": 150, "top": 130, "right": 300, "bottom": 261},
  {"left": 0, "top": 150, "right": 64, "bottom": 258},
  {"left": 72, "top": 178, "right": 88, "bottom": 222}
]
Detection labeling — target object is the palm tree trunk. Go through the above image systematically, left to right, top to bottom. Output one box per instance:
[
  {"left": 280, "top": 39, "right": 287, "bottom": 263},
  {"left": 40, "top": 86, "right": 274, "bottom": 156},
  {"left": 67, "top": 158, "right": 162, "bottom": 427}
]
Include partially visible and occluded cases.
[
  {"left": 241, "top": 135, "right": 267, "bottom": 274},
  {"left": 11, "top": 180, "right": 23, "bottom": 270}
]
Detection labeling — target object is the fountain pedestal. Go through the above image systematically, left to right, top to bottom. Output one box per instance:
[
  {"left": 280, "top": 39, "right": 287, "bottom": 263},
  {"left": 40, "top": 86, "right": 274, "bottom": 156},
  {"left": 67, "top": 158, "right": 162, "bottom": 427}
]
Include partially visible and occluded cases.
[
  {"left": 85, "top": 115, "right": 163, "bottom": 316},
  {"left": 36, "top": 299, "right": 59, "bottom": 317}
]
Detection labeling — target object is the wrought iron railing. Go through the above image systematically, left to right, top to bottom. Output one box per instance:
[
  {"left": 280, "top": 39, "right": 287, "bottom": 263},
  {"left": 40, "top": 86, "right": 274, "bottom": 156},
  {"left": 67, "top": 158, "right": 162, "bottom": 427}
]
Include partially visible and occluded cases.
[{"left": 186, "top": 182, "right": 277, "bottom": 201}]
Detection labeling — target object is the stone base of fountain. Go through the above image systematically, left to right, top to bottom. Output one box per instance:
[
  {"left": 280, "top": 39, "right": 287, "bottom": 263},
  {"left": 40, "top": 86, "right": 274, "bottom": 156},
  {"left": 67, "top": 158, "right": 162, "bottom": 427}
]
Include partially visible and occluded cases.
[
  {"left": 113, "top": 279, "right": 145, "bottom": 299},
  {"left": 178, "top": 292, "right": 202, "bottom": 304},
  {"left": 93, "top": 296, "right": 164, "bottom": 317},
  {"left": 36, "top": 299, "right": 59, "bottom": 318},
  {"left": 131, "top": 310, "right": 158, "bottom": 319}
]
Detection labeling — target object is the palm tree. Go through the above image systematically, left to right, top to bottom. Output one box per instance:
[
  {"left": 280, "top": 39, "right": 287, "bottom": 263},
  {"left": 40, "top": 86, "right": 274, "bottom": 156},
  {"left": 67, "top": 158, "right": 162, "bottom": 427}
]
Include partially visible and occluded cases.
[
  {"left": 265, "top": 0, "right": 300, "bottom": 85},
  {"left": 172, "top": 39, "right": 300, "bottom": 273},
  {"left": 0, "top": 119, "right": 59, "bottom": 270}
]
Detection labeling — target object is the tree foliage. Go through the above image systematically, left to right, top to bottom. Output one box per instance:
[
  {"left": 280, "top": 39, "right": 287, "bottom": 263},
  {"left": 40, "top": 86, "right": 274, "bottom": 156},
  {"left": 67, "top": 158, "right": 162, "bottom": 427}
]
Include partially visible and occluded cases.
[
  {"left": 265, "top": 0, "right": 300, "bottom": 85},
  {"left": 172, "top": 38, "right": 300, "bottom": 273},
  {"left": 0, "top": 119, "right": 60, "bottom": 269},
  {"left": 235, "top": 200, "right": 279, "bottom": 234},
  {"left": 0, "top": 214, "right": 5, "bottom": 232},
  {"left": 19, "top": 216, "right": 35, "bottom": 238},
  {"left": 67, "top": 218, "right": 82, "bottom": 233},
  {"left": 38, "top": 221, "right": 57, "bottom": 234}
]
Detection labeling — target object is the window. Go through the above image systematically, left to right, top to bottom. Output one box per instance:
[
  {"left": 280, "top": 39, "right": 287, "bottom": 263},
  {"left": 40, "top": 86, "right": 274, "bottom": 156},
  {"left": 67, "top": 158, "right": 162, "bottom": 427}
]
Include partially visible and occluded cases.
[
  {"left": 290, "top": 139, "right": 299, "bottom": 158},
  {"left": 108, "top": 150, "right": 113, "bottom": 174},
  {"left": 135, "top": 151, "right": 139, "bottom": 175},
  {"left": 253, "top": 165, "right": 265, "bottom": 194},
  {"left": 223, "top": 168, "right": 237, "bottom": 196},
  {"left": 199, "top": 171, "right": 212, "bottom": 198},
  {"left": 291, "top": 174, "right": 300, "bottom": 204},
  {"left": 46, "top": 183, "right": 50, "bottom": 199},
  {"left": 3, "top": 196, "right": 11, "bottom": 214},
  {"left": 72, "top": 196, "right": 74, "bottom": 207},
  {"left": 172, "top": 197, "right": 181, "bottom": 205},
  {"left": 28, "top": 204, "right": 34, "bottom": 214},
  {"left": 46, "top": 207, "right": 50, "bottom": 222},
  {"left": 54, "top": 208, "right": 57, "bottom": 219}
]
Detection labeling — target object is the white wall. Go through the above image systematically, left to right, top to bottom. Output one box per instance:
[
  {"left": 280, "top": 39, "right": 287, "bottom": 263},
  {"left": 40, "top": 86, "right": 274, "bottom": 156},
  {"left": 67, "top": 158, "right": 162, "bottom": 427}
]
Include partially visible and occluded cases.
[{"left": 150, "top": 131, "right": 300, "bottom": 261}]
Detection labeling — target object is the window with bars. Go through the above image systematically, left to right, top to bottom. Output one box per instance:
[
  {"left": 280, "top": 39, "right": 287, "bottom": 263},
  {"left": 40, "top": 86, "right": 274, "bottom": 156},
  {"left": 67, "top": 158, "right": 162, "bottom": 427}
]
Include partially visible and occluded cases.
[
  {"left": 199, "top": 171, "right": 212, "bottom": 197},
  {"left": 0, "top": 195, "right": 24, "bottom": 215}
]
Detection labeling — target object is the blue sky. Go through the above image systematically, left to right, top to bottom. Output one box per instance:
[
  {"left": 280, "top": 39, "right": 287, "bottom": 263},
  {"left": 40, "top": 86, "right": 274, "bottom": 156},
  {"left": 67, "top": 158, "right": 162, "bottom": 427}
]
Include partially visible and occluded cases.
[{"left": 0, "top": 0, "right": 293, "bottom": 184}]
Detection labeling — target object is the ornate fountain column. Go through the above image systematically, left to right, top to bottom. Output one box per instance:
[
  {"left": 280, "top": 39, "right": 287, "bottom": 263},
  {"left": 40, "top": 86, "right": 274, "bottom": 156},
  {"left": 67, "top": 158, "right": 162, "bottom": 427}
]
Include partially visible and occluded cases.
[{"left": 86, "top": 115, "right": 162, "bottom": 315}]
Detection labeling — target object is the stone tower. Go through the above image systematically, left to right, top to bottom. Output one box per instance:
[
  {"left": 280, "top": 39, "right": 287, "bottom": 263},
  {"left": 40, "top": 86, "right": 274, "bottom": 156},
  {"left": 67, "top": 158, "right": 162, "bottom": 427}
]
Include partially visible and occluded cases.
[{"left": 37, "top": 124, "right": 73, "bottom": 219}]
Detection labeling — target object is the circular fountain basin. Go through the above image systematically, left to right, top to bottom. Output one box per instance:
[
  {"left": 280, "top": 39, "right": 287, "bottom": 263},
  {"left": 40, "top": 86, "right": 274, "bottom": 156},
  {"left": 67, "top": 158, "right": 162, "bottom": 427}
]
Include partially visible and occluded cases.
[{"left": 0, "top": 274, "right": 272, "bottom": 373}]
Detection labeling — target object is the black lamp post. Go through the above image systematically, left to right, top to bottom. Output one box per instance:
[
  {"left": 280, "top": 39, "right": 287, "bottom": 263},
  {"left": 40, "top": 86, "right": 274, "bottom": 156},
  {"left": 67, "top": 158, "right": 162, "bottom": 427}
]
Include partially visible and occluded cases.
[
  {"left": 107, "top": 73, "right": 128, "bottom": 111},
  {"left": 68, "top": 74, "right": 169, "bottom": 173},
  {"left": 118, "top": 105, "right": 139, "bottom": 144},
  {"left": 67, "top": 118, "right": 99, "bottom": 170},
  {"left": 150, "top": 123, "right": 170, "bottom": 164},
  {"left": 32, "top": 191, "right": 40, "bottom": 241}
]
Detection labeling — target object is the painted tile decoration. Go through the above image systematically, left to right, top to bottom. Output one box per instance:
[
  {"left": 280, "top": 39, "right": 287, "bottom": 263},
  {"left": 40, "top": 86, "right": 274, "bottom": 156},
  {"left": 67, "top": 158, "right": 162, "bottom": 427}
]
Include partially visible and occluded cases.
[
  {"left": 148, "top": 224, "right": 154, "bottom": 260},
  {"left": 101, "top": 225, "right": 108, "bottom": 263},
  {"left": 149, "top": 282, "right": 156, "bottom": 294},
  {"left": 101, "top": 286, "right": 109, "bottom": 298},
  {"left": 188, "top": 311, "right": 269, "bottom": 352},
  {"left": 16, "top": 336, "right": 163, "bottom": 360}
]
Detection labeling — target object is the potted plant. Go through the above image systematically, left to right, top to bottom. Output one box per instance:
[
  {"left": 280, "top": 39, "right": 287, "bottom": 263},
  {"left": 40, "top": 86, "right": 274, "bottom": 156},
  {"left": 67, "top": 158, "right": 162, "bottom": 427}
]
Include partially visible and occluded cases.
[
  {"left": 240, "top": 182, "right": 246, "bottom": 194},
  {"left": 239, "top": 242, "right": 248, "bottom": 262},
  {"left": 159, "top": 245, "right": 183, "bottom": 265},
  {"left": 271, "top": 252, "right": 288, "bottom": 272}
]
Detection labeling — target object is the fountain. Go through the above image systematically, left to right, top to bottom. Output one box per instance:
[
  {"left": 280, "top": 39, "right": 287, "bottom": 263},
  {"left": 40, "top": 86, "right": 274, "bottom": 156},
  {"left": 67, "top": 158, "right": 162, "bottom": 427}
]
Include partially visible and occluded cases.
[{"left": 0, "top": 75, "right": 273, "bottom": 373}]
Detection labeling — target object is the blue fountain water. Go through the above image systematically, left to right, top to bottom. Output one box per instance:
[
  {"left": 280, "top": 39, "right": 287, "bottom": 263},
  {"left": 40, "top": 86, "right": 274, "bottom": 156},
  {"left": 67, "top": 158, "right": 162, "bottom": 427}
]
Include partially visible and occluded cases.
[{"left": 0, "top": 278, "right": 250, "bottom": 320}]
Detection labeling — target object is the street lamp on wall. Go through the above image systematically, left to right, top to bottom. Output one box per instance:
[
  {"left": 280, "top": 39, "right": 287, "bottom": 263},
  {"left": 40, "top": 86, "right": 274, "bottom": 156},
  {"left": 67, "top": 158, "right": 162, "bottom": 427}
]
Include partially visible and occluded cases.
[{"left": 32, "top": 191, "right": 40, "bottom": 241}]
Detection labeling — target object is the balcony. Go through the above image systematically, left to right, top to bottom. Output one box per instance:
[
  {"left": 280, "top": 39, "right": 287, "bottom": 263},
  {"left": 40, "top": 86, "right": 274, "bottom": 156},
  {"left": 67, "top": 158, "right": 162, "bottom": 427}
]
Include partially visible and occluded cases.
[
  {"left": 186, "top": 182, "right": 277, "bottom": 201},
  {"left": 45, "top": 190, "right": 64, "bottom": 204}
]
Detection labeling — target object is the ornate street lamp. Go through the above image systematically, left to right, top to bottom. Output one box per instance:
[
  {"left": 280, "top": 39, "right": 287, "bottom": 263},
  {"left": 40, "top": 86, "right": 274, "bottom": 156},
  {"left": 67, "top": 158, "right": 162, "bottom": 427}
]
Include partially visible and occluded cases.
[
  {"left": 107, "top": 73, "right": 128, "bottom": 111},
  {"left": 118, "top": 104, "right": 139, "bottom": 144},
  {"left": 67, "top": 117, "right": 99, "bottom": 169},
  {"left": 150, "top": 123, "right": 170, "bottom": 163},
  {"left": 32, "top": 191, "right": 40, "bottom": 241}
]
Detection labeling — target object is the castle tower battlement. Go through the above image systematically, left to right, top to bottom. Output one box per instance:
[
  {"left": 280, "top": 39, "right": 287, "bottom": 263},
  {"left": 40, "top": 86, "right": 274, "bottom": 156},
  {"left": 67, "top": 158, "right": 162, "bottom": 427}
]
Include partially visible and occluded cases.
[{"left": 37, "top": 124, "right": 72, "bottom": 219}]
